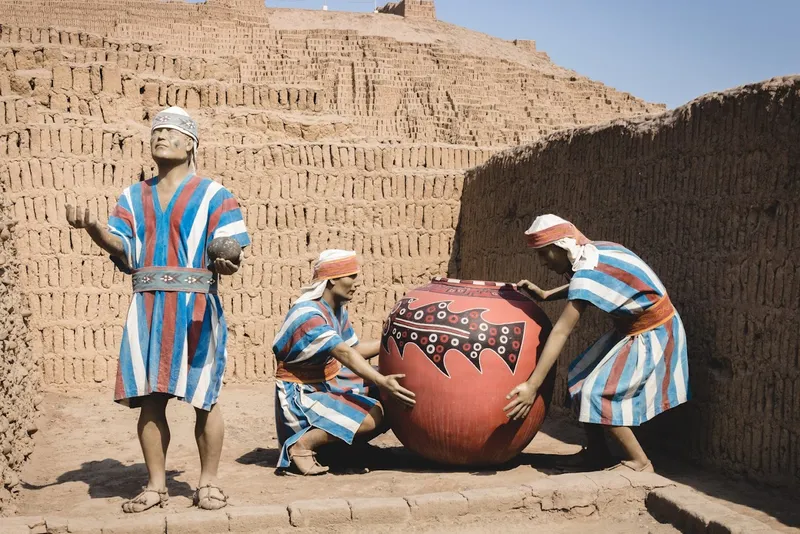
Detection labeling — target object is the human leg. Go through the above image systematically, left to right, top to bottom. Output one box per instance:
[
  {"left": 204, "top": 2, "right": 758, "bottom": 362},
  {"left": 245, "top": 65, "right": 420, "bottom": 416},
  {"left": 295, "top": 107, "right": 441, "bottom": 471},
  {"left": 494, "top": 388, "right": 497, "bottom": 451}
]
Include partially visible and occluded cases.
[
  {"left": 122, "top": 394, "right": 171, "bottom": 513},
  {"left": 193, "top": 402, "right": 229, "bottom": 510},
  {"left": 605, "top": 425, "right": 653, "bottom": 472}
]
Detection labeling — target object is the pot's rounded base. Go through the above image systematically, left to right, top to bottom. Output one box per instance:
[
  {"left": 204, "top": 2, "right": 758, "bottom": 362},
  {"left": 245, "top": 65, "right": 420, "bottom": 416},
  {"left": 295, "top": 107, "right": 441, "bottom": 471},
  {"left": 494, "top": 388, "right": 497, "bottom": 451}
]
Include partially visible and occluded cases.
[{"left": 378, "top": 278, "right": 555, "bottom": 467}]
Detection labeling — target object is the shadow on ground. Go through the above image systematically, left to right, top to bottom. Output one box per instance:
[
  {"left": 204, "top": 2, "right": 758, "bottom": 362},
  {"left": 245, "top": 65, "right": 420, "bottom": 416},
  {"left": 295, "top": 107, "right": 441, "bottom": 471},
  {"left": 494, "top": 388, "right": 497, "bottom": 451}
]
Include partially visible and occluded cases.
[
  {"left": 235, "top": 441, "right": 579, "bottom": 478},
  {"left": 649, "top": 449, "right": 800, "bottom": 530},
  {"left": 21, "top": 459, "right": 194, "bottom": 500}
]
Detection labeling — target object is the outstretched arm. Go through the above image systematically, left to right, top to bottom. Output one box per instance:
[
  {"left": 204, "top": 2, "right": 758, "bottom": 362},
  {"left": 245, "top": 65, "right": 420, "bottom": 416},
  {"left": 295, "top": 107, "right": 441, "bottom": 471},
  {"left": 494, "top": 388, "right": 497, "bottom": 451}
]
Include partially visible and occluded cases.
[
  {"left": 66, "top": 205, "right": 127, "bottom": 262},
  {"left": 517, "top": 280, "right": 570, "bottom": 302},
  {"left": 503, "top": 299, "right": 586, "bottom": 420},
  {"left": 354, "top": 340, "right": 380, "bottom": 360},
  {"left": 330, "top": 342, "right": 415, "bottom": 407}
]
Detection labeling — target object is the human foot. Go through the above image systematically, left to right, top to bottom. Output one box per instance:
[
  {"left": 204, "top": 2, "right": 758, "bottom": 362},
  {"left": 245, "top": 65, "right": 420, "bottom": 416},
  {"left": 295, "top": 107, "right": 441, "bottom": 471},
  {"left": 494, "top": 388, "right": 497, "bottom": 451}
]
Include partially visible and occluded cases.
[
  {"left": 288, "top": 445, "right": 329, "bottom": 475},
  {"left": 604, "top": 459, "right": 654, "bottom": 473},
  {"left": 193, "top": 483, "right": 228, "bottom": 510},
  {"left": 121, "top": 487, "right": 168, "bottom": 513}
]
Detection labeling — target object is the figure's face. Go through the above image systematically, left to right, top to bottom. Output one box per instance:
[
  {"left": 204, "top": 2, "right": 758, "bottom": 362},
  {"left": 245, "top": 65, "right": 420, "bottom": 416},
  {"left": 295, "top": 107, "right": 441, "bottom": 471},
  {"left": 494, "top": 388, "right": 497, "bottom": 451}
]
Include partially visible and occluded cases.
[
  {"left": 151, "top": 128, "right": 193, "bottom": 163},
  {"left": 537, "top": 244, "right": 571, "bottom": 275},
  {"left": 329, "top": 274, "right": 358, "bottom": 302}
]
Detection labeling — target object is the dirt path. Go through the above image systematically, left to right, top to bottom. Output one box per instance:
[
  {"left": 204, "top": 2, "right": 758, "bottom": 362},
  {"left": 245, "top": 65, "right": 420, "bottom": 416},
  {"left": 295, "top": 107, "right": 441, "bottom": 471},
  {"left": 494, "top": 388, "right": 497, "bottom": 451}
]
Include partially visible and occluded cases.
[
  {"left": 15, "top": 384, "right": 799, "bottom": 533},
  {"left": 17, "top": 384, "right": 584, "bottom": 519}
]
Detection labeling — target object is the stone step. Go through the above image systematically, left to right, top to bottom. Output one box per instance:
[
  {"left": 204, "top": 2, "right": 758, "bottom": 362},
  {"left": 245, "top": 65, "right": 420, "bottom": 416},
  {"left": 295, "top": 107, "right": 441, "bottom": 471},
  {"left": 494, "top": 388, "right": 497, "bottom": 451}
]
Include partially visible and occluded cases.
[{"left": 0, "top": 473, "right": 690, "bottom": 534}]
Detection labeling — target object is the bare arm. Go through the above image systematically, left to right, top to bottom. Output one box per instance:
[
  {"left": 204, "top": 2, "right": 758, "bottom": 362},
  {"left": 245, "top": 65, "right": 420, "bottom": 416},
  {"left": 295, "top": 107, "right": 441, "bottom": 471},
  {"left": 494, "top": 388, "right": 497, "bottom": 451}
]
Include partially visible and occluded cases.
[
  {"left": 66, "top": 205, "right": 126, "bottom": 261},
  {"left": 86, "top": 224, "right": 125, "bottom": 257},
  {"left": 517, "top": 280, "right": 570, "bottom": 302},
  {"left": 542, "top": 283, "right": 570, "bottom": 301},
  {"left": 503, "top": 299, "right": 586, "bottom": 420},
  {"left": 525, "top": 299, "right": 585, "bottom": 388},
  {"left": 354, "top": 340, "right": 380, "bottom": 360},
  {"left": 331, "top": 342, "right": 415, "bottom": 407}
]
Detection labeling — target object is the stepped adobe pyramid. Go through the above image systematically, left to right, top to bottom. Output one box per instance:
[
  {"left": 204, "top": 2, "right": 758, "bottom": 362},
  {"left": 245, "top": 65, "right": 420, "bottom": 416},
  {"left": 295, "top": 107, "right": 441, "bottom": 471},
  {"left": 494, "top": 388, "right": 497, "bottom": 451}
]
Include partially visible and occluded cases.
[{"left": 0, "top": 0, "right": 662, "bottom": 385}]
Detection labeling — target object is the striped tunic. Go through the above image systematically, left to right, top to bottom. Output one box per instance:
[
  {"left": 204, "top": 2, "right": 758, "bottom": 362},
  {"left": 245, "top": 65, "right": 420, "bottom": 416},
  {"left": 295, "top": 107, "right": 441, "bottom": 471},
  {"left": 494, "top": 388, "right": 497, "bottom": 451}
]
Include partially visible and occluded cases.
[
  {"left": 107, "top": 174, "right": 250, "bottom": 411},
  {"left": 566, "top": 242, "right": 689, "bottom": 426},
  {"left": 272, "top": 299, "right": 378, "bottom": 469}
]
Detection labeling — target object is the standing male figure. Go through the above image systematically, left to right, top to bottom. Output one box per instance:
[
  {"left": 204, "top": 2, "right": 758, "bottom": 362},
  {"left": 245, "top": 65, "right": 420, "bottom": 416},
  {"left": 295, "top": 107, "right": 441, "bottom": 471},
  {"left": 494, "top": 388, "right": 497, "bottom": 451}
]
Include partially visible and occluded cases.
[{"left": 66, "top": 106, "right": 250, "bottom": 512}]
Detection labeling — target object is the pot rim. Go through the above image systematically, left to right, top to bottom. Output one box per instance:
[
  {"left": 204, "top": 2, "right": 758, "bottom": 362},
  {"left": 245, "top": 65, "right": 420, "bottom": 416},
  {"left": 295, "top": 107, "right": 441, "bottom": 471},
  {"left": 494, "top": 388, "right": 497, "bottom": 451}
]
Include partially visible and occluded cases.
[{"left": 432, "top": 276, "right": 517, "bottom": 289}]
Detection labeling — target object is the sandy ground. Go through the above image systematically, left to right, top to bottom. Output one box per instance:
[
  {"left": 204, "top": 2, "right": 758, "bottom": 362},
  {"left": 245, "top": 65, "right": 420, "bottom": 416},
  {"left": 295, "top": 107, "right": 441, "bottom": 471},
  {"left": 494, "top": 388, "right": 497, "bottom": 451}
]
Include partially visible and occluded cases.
[
  {"left": 17, "top": 384, "right": 584, "bottom": 519},
  {"left": 15, "top": 385, "right": 800, "bottom": 533}
]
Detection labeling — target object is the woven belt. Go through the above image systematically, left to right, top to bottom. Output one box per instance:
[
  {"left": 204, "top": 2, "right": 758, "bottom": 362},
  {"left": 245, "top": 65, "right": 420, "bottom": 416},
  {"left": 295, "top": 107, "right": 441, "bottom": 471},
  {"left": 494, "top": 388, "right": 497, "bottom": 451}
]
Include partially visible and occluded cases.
[
  {"left": 131, "top": 267, "right": 218, "bottom": 294},
  {"left": 614, "top": 293, "right": 676, "bottom": 336},
  {"left": 275, "top": 359, "right": 342, "bottom": 384}
]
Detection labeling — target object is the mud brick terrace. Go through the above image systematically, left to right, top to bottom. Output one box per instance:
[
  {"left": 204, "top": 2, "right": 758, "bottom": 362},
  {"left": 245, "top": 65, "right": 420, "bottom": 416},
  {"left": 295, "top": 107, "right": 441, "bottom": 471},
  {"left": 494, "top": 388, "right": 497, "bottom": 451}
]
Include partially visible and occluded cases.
[{"left": 0, "top": 0, "right": 798, "bottom": 532}]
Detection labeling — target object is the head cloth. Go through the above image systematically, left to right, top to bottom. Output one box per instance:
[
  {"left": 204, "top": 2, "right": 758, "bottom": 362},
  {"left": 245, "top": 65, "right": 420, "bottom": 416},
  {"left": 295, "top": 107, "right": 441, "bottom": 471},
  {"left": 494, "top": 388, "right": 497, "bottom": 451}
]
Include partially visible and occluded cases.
[
  {"left": 151, "top": 106, "right": 199, "bottom": 169},
  {"left": 524, "top": 214, "right": 598, "bottom": 271},
  {"left": 295, "top": 249, "right": 360, "bottom": 303}
]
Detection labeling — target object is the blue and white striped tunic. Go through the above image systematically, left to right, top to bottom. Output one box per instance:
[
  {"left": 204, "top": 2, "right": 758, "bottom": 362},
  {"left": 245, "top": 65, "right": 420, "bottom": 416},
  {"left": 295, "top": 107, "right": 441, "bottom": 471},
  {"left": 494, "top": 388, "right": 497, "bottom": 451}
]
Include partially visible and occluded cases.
[
  {"left": 107, "top": 174, "right": 250, "bottom": 411},
  {"left": 566, "top": 242, "right": 690, "bottom": 426},
  {"left": 272, "top": 298, "right": 378, "bottom": 469}
]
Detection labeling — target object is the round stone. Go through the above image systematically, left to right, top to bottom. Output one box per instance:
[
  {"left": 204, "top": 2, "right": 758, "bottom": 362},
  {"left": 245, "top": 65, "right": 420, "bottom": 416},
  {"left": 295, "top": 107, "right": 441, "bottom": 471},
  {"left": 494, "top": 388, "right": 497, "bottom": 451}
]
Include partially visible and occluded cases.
[{"left": 207, "top": 237, "right": 241, "bottom": 263}]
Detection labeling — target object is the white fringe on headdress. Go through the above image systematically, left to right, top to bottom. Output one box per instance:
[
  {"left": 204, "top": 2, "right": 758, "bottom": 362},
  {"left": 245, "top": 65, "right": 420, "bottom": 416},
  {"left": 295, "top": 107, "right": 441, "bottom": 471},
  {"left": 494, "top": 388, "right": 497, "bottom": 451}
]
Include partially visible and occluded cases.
[
  {"left": 525, "top": 214, "right": 599, "bottom": 271},
  {"left": 295, "top": 249, "right": 359, "bottom": 303}
]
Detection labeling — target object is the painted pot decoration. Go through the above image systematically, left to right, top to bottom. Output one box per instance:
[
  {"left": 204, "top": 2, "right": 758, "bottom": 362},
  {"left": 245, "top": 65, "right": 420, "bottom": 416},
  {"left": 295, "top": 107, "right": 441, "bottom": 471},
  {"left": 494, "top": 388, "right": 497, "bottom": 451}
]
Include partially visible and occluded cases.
[{"left": 378, "top": 277, "right": 555, "bottom": 466}]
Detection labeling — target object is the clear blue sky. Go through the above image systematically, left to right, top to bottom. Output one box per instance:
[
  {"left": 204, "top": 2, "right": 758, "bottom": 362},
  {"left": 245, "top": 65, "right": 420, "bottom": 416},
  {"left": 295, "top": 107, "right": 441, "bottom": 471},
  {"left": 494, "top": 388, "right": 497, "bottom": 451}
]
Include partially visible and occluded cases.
[{"left": 201, "top": 0, "right": 800, "bottom": 108}]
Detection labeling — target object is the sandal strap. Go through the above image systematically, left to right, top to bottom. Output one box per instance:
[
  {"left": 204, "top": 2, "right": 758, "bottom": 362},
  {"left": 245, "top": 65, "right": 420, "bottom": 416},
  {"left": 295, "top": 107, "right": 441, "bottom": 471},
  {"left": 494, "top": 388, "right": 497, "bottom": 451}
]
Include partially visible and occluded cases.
[
  {"left": 289, "top": 449, "right": 317, "bottom": 458},
  {"left": 605, "top": 460, "right": 652, "bottom": 472},
  {"left": 196, "top": 484, "right": 228, "bottom": 502},
  {"left": 123, "top": 487, "right": 169, "bottom": 512},
  {"left": 134, "top": 487, "right": 168, "bottom": 499}
]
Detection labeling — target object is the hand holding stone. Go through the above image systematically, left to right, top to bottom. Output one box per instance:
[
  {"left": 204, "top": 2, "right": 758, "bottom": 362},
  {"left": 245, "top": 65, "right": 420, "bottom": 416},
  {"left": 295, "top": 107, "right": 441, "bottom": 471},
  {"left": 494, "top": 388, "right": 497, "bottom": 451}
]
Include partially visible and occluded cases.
[{"left": 213, "top": 257, "right": 240, "bottom": 276}]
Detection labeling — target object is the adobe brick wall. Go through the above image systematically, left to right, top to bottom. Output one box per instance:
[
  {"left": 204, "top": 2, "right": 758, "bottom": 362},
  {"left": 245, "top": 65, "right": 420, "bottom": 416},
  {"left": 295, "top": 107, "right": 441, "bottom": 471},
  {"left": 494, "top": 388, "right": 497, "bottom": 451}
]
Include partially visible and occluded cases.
[
  {"left": 377, "top": 0, "right": 436, "bottom": 19},
  {"left": 0, "top": 1, "right": 664, "bottom": 512},
  {"left": 0, "top": 1, "right": 662, "bottom": 147},
  {"left": 377, "top": 2, "right": 405, "bottom": 16},
  {"left": 0, "top": 14, "right": 659, "bottom": 389},
  {"left": 0, "top": 25, "right": 501, "bottom": 386},
  {"left": 452, "top": 76, "right": 800, "bottom": 489},
  {"left": 0, "top": 154, "right": 38, "bottom": 516}
]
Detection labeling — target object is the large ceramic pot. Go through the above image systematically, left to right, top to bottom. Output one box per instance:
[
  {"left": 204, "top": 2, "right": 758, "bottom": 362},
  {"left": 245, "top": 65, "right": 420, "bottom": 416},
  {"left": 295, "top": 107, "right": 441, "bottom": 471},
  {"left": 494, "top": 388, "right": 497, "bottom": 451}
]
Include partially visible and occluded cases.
[{"left": 378, "top": 277, "right": 555, "bottom": 466}]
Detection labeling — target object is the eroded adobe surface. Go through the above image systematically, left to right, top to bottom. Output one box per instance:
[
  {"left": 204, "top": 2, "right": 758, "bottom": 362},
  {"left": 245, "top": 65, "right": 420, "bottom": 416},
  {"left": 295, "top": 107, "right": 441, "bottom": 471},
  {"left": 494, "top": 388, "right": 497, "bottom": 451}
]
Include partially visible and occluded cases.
[
  {"left": 0, "top": 0, "right": 666, "bottom": 512},
  {"left": 0, "top": 0, "right": 661, "bottom": 389},
  {"left": 454, "top": 77, "right": 800, "bottom": 490}
]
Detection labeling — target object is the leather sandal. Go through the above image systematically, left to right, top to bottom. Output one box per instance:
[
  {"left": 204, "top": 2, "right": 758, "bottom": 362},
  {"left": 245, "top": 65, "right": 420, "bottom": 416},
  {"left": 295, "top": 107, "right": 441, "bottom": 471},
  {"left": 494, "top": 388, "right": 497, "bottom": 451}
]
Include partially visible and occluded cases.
[
  {"left": 288, "top": 448, "right": 329, "bottom": 476},
  {"left": 604, "top": 459, "right": 655, "bottom": 473},
  {"left": 193, "top": 483, "right": 229, "bottom": 510},
  {"left": 121, "top": 487, "right": 169, "bottom": 513}
]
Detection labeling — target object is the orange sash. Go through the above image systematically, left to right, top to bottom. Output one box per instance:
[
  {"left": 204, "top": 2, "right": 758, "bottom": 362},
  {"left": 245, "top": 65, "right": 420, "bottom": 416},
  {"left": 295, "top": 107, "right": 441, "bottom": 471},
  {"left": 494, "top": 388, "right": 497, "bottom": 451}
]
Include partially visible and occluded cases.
[
  {"left": 614, "top": 294, "right": 675, "bottom": 337},
  {"left": 275, "top": 359, "right": 342, "bottom": 384}
]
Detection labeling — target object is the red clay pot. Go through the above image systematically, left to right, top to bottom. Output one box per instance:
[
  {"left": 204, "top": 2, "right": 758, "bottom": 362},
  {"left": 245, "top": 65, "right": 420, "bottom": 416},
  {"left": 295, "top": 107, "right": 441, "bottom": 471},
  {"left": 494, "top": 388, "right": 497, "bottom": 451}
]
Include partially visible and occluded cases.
[{"left": 378, "top": 277, "right": 554, "bottom": 466}]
